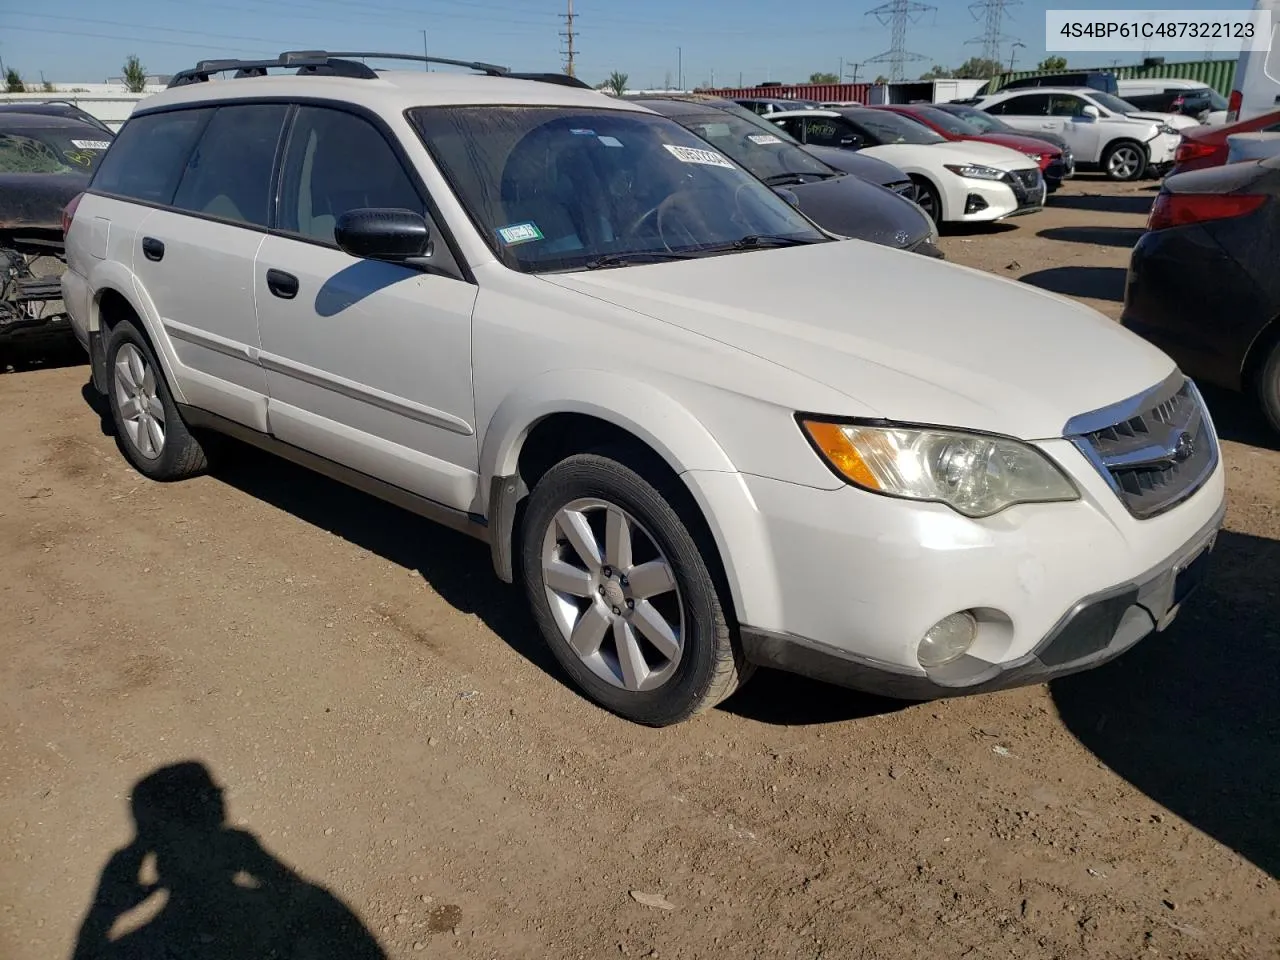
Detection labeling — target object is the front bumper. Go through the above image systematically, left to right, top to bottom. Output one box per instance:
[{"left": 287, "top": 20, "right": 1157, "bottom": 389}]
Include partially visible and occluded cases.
[
  {"left": 952, "top": 174, "right": 1043, "bottom": 222},
  {"left": 741, "top": 500, "right": 1223, "bottom": 699}
]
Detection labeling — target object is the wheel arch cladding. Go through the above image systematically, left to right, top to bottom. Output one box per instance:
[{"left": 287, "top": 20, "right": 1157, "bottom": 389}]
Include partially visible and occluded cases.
[
  {"left": 95, "top": 274, "right": 186, "bottom": 404},
  {"left": 480, "top": 374, "right": 775, "bottom": 625}
]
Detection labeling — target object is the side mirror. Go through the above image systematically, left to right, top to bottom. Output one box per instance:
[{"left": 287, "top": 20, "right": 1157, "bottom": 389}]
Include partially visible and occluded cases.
[
  {"left": 1079, "top": 104, "right": 1100, "bottom": 121},
  {"left": 335, "top": 208, "right": 430, "bottom": 262}
]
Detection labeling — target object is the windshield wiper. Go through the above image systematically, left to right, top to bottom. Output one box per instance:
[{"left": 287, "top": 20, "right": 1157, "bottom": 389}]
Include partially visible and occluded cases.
[
  {"left": 762, "top": 171, "right": 838, "bottom": 185},
  {"left": 723, "top": 234, "right": 822, "bottom": 250},
  {"left": 583, "top": 251, "right": 699, "bottom": 270}
]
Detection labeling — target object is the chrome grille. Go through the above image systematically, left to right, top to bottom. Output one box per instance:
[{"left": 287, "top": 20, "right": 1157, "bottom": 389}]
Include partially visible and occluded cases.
[
  {"left": 1001, "top": 168, "right": 1044, "bottom": 206},
  {"left": 890, "top": 180, "right": 917, "bottom": 202},
  {"left": 1065, "top": 375, "right": 1219, "bottom": 520}
]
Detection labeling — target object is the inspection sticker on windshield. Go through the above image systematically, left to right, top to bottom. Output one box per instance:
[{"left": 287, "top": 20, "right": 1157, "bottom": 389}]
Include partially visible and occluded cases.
[
  {"left": 569, "top": 128, "right": 595, "bottom": 136},
  {"left": 747, "top": 133, "right": 782, "bottom": 145},
  {"left": 597, "top": 135, "right": 623, "bottom": 147},
  {"left": 71, "top": 139, "right": 111, "bottom": 150},
  {"left": 663, "top": 144, "right": 734, "bottom": 168},
  {"left": 496, "top": 222, "right": 544, "bottom": 246}
]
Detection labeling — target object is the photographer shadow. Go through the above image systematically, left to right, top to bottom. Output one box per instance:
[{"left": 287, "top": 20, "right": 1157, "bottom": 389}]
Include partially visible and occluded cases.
[{"left": 71, "top": 762, "right": 385, "bottom": 960}]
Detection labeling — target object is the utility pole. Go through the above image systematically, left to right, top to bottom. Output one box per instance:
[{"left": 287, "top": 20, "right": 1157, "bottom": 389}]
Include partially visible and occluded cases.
[
  {"left": 560, "top": 0, "right": 576, "bottom": 78},
  {"left": 865, "top": 0, "right": 935, "bottom": 82},
  {"left": 966, "top": 0, "right": 1022, "bottom": 70},
  {"left": 420, "top": 30, "right": 429, "bottom": 71},
  {"left": 1008, "top": 40, "right": 1025, "bottom": 72},
  {"left": 677, "top": 46, "right": 683, "bottom": 90},
  {"left": 839, "top": 57, "right": 844, "bottom": 83},
  {"left": 845, "top": 60, "right": 861, "bottom": 83}
]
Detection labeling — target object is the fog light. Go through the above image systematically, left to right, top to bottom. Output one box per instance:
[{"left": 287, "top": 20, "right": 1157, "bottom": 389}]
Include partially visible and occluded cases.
[
  {"left": 964, "top": 194, "right": 988, "bottom": 215},
  {"left": 917, "top": 612, "right": 977, "bottom": 668}
]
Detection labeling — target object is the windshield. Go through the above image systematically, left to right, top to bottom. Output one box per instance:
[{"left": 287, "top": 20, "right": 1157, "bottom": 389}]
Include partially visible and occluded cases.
[
  {"left": 1091, "top": 92, "right": 1145, "bottom": 115},
  {"left": 409, "top": 105, "right": 826, "bottom": 273},
  {"left": 940, "top": 105, "right": 1011, "bottom": 134},
  {"left": 912, "top": 106, "right": 981, "bottom": 136},
  {"left": 672, "top": 109, "right": 837, "bottom": 183},
  {"left": 850, "top": 110, "right": 945, "bottom": 145},
  {"left": 0, "top": 128, "right": 110, "bottom": 175}
]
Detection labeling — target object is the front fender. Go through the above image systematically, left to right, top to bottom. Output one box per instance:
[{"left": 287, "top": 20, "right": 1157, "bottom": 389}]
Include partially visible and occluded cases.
[{"left": 479, "top": 369, "right": 739, "bottom": 503}]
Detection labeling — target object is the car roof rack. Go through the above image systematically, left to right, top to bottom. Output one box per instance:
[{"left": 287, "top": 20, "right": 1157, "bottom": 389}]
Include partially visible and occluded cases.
[{"left": 168, "top": 50, "right": 511, "bottom": 87}]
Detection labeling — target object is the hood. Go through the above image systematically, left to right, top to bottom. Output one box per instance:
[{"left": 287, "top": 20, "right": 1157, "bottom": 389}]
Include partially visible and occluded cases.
[
  {"left": 1125, "top": 111, "right": 1198, "bottom": 130},
  {"left": 963, "top": 132, "right": 1059, "bottom": 157},
  {"left": 867, "top": 139, "right": 1039, "bottom": 171},
  {"left": 802, "top": 145, "right": 910, "bottom": 186},
  {"left": 0, "top": 173, "right": 89, "bottom": 234},
  {"left": 786, "top": 175, "right": 932, "bottom": 249},
  {"left": 541, "top": 240, "right": 1175, "bottom": 440}
]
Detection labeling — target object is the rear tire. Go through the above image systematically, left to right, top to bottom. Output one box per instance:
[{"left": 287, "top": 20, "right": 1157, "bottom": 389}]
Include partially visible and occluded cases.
[
  {"left": 1102, "top": 140, "right": 1146, "bottom": 181},
  {"left": 105, "top": 319, "right": 207, "bottom": 481},
  {"left": 1255, "top": 340, "right": 1280, "bottom": 435},
  {"left": 520, "top": 449, "right": 752, "bottom": 726}
]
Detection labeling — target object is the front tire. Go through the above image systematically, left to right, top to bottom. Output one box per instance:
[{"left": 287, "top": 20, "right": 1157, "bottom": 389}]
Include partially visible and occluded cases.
[
  {"left": 1102, "top": 140, "right": 1146, "bottom": 181},
  {"left": 911, "top": 176, "right": 942, "bottom": 224},
  {"left": 105, "top": 319, "right": 207, "bottom": 481},
  {"left": 520, "top": 450, "right": 752, "bottom": 726}
]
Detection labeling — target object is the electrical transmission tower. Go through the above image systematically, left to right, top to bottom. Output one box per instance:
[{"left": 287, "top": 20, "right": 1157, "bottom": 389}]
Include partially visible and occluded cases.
[
  {"left": 560, "top": 0, "right": 577, "bottom": 77},
  {"left": 864, "top": 0, "right": 936, "bottom": 83},
  {"left": 966, "top": 0, "right": 1021, "bottom": 72}
]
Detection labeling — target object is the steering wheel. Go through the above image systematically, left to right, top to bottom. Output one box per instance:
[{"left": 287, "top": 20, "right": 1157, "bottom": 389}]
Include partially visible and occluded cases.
[{"left": 624, "top": 191, "right": 708, "bottom": 252}]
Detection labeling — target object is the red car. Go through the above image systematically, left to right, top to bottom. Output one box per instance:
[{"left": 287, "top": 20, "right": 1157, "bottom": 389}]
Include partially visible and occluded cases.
[
  {"left": 872, "top": 104, "right": 1073, "bottom": 192},
  {"left": 1170, "top": 109, "right": 1280, "bottom": 177}
]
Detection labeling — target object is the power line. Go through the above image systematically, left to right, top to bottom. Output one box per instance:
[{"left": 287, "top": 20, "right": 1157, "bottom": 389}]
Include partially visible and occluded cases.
[
  {"left": 864, "top": 0, "right": 935, "bottom": 82},
  {"left": 966, "top": 0, "right": 1022, "bottom": 73}
]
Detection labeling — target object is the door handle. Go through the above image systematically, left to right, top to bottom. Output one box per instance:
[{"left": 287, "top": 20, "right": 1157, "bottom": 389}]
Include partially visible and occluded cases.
[
  {"left": 141, "top": 237, "right": 164, "bottom": 261},
  {"left": 265, "top": 268, "right": 299, "bottom": 300}
]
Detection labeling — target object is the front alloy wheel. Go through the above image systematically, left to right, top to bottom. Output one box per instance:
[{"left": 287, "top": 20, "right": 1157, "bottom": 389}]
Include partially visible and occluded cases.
[
  {"left": 113, "top": 342, "right": 166, "bottom": 460},
  {"left": 541, "top": 498, "right": 684, "bottom": 692}
]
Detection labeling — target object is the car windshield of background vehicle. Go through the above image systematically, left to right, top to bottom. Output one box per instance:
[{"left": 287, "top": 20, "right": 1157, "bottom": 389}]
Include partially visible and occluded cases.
[
  {"left": 1091, "top": 92, "right": 1146, "bottom": 115},
  {"left": 409, "top": 105, "right": 828, "bottom": 273},
  {"left": 944, "top": 106, "right": 1008, "bottom": 134},
  {"left": 914, "top": 107, "right": 981, "bottom": 137},
  {"left": 849, "top": 111, "right": 945, "bottom": 145},
  {"left": 677, "top": 112, "right": 838, "bottom": 183},
  {"left": 0, "top": 129, "right": 110, "bottom": 175}
]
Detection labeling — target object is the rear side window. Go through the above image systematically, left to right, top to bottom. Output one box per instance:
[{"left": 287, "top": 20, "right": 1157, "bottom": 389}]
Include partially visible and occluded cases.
[
  {"left": 991, "top": 94, "right": 1050, "bottom": 116},
  {"left": 171, "top": 104, "right": 288, "bottom": 227},
  {"left": 277, "top": 106, "right": 423, "bottom": 244},
  {"left": 91, "top": 109, "right": 213, "bottom": 204}
]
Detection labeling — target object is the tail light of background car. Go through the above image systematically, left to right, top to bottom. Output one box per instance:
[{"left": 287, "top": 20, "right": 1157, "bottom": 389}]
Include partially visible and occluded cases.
[
  {"left": 1227, "top": 89, "right": 1242, "bottom": 123},
  {"left": 1174, "top": 138, "right": 1228, "bottom": 167},
  {"left": 61, "top": 192, "right": 83, "bottom": 237},
  {"left": 1147, "top": 192, "right": 1266, "bottom": 231}
]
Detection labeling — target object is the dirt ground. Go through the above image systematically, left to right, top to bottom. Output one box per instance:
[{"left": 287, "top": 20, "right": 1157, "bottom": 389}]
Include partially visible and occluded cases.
[{"left": 1, "top": 175, "right": 1277, "bottom": 960}]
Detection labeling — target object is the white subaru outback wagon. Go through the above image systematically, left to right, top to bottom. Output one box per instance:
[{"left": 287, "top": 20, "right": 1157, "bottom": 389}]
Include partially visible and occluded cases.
[{"left": 62, "top": 52, "right": 1226, "bottom": 726}]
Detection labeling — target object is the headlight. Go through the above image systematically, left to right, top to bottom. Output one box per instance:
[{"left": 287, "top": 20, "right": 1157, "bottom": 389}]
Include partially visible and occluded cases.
[
  {"left": 1158, "top": 123, "right": 1178, "bottom": 136},
  {"left": 1024, "top": 151, "right": 1045, "bottom": 161},
  {"left": 943, "top": 163, "right": 1005, "bottom": 181},
  {"left": 799, "top": 419, "right": 1079, "bottom": 518}
]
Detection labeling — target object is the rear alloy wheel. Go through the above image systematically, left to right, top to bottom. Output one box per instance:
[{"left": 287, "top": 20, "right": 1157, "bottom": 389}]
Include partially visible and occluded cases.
[
  {"left": 1103, "top": 140, "right": 1146, "bottom": 181},
  {"left": 105, "top": 319, "right": 207, "bottom": 481},
  {"left": 521, "top": 450, "right": 752, "bottom": 726}
]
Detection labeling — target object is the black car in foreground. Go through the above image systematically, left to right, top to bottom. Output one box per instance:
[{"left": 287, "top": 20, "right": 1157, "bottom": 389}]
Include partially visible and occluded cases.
[
  {"left": 632, "top": 95, "right": 942, "bottom": 257},
  {"left": 0, "top": 112, "right": 112, "bottom": 354},
  {"left": 1121, "top": 155, "right": 1280, "bottom": 430}
]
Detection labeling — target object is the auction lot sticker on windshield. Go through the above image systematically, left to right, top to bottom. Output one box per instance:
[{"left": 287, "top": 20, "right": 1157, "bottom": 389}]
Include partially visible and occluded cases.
[
  {"left": 747, "top": 134, "right": 782, "bottom": 145},
  {"left": 71, "top": 139, "right": 112, "bottom": 150},
  {"left": 663, "top": 144, "right": 735, "bottom": 168},
  {"left": 496, "top": 222, "right": 544, "bottom": 246}
]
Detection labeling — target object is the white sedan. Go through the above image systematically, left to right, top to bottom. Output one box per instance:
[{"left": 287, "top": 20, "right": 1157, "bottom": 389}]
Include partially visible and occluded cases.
[{"left": 766, "top": 108, "right": 1045, "bottom": 225}]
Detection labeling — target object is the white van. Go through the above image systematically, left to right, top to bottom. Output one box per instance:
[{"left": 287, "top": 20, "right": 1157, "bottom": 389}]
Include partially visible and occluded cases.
[
  {"left": 1229, "top": 0, "right": 1280, "bottom": 122},
  {"left": 1117, "top": 78, "right": 1229, "bottom": 126}
]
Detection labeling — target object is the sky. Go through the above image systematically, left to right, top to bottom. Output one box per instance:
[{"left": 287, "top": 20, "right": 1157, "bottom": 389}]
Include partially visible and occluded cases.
[{"left": 0, "top": 0, "right": 1253, "bottom": 90}]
